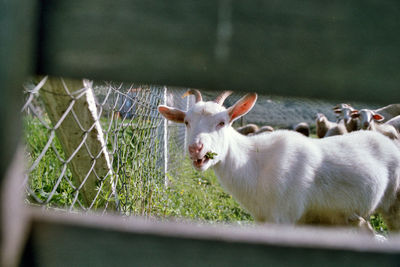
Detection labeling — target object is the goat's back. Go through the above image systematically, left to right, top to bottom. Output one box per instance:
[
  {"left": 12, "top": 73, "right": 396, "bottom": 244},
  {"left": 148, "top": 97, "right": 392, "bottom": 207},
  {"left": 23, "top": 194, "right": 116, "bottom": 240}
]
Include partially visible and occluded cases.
[
  {"left": 375, "top": 104, "right": 400, "bottom": 122},
  {"left": 386, "top": 115, "right": 400, "bottom": 133},
  {"left": 215, "top": 130, "right": 400, "bottom": 224},
  {"left": 313, "top": 131, "right": 400, "bottom": 214}
]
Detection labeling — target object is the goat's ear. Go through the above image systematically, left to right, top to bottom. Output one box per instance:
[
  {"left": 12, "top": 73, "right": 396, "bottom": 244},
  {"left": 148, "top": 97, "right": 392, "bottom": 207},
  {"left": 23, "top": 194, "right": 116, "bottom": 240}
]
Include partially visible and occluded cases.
[
  {"left": 227, "top": 93, "right": 257, "bottom": 123},
  {"left": 158, "top": 105, "right": 186, "bottom": 123},
  {"left": 333, "top": 109, "right": 341, "bottom": 114},
  {"left": 372, "top": 113, "right": 384, "bottom": 122}
]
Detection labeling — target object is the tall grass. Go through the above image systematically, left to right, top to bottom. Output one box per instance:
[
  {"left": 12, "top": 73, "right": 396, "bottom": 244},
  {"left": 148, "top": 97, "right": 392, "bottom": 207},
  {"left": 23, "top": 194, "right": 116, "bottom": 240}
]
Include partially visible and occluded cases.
[{"left": 24, "top": 115, "right": 78, "bottom": 206}]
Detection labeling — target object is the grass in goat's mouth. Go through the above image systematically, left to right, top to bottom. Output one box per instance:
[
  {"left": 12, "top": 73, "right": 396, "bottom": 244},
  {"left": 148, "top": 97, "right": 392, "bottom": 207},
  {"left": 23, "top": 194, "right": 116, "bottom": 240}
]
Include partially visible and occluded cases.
[{"left": 205, "top": 152, "right": 218, "bottom": 160}]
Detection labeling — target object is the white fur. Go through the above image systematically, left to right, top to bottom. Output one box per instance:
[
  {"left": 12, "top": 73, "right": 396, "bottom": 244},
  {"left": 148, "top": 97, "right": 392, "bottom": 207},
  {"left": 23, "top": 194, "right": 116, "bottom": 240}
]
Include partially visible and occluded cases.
[
  {"left": 159, "top": 95, "right": 400, "bottom": 231},
  {"left": 374, "top": 104, "right": 400, "bottom": 123},
  {"left": 385, "top": 115, "right": 400, "bottom": 133},
  {"left": 212, "top": 129, "right": 400, "bottom": 225}
]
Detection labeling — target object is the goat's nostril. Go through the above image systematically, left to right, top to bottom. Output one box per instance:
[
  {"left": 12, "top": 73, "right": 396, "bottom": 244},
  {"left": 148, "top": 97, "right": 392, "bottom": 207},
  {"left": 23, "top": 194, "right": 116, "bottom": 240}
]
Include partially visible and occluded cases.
[{"left": 189, "top": 143, "right": 203, "bottom": 154}]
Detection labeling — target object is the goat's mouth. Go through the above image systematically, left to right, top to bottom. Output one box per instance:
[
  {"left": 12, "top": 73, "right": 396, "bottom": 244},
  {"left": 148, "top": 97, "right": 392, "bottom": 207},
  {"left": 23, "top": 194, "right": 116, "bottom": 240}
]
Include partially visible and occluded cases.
[
  {"left": 190, "top": 151, "right": 217, "bottom": 169},
  {"left": 192, "top": 156, "right": 210, "bottom": 169}
]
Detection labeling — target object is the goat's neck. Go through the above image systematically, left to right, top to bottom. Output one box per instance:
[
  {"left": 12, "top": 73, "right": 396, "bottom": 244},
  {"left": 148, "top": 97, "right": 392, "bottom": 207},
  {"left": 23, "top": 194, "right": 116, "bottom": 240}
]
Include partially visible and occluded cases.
[
  {"left": 368, "top": 122, "right": 377, "bottom": 131},
  {"left": 213, "top": 128, "right": 257, "bottom": 183}
]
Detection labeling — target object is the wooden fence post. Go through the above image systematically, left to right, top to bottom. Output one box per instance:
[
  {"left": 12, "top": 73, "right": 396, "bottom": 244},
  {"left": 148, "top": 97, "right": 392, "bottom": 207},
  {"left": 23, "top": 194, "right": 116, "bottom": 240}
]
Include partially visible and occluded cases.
[{"left": 39, "top": 77, "right": 113, "bottom": 207}]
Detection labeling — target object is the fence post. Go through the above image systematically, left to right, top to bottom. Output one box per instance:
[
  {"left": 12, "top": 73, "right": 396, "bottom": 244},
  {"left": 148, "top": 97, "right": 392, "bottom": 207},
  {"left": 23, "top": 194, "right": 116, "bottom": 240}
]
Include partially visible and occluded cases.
[
  {"left": 38, "top": 77, "right": 114, "bottom": 208},
  {"left": 163, "top": 86, "right": 169, "bottom": 186},
  {"left": 183, "top": 89, "right": 190, "bottom": 157}
]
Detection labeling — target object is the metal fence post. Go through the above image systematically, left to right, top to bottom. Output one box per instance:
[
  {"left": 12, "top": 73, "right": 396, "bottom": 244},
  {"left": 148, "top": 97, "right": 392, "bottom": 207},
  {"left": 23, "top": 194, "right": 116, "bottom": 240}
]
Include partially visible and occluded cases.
[
  {"left": 163, "top": 86, "right": 169, "bottom": 186},
  {"left": 183, "top": 89, "right": 190, "bottom": 156}
]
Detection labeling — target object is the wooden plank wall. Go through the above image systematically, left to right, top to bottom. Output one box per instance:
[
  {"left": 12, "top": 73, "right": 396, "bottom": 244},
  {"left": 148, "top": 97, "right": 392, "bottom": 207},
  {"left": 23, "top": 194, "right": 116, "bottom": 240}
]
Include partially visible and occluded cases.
[
  {"left": 0, "top": 0, "right": 38, "bottom": 183},
  {"left": 36, "top": 0, "right": 400, "bottom": 104},
  {"left": 20, "top": 210, "right": 400, "bottom": 267}
]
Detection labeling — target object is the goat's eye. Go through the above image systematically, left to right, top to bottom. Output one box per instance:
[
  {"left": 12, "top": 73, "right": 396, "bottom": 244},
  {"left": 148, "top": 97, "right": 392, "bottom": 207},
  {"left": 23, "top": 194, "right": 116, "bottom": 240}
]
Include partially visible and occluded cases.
[
  {"left": 184, "top": 121, "right": 189, "bottom": 126},
  {"left": 218, "top": 121, "right": 225, "bottom": 128}
]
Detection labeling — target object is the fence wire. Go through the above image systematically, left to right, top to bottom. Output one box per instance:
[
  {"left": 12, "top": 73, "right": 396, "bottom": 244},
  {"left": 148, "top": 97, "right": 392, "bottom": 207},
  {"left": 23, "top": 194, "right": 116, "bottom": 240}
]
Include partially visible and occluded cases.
[{"left": 22, "top": 77, "right": 191, "bottom": 215}]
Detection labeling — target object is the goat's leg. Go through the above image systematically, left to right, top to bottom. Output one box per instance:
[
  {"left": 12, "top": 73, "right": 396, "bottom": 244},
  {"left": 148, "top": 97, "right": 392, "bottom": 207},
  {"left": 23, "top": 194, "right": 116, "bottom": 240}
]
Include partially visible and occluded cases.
[
  {"left": 380, "top": 191, "right": 400, "bottom": 232},
  {"left": 347, "top": 214, "right": 375, "bottom": 235}
]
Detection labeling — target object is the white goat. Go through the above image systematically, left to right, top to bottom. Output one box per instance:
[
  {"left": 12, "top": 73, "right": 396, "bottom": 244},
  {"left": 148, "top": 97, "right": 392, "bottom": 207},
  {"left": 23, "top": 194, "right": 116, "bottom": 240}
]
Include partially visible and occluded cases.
[
  {"left": 158, "top": 90, "right": 400, "bottom": 232},
  {"left": 333, "top": 104, "right": 360, "bottom": 132},
  {"left": 373, "top": 104, "right": 400, "bottom": 123},
  {"left": 351, "top": 109, "right": 399, "bottom": 140},
  {"left": 315, "top": 113, "right": 347, "bottom": 138},
  {"left": 386, "top": 115, "right": 400, "bottom": 133}
]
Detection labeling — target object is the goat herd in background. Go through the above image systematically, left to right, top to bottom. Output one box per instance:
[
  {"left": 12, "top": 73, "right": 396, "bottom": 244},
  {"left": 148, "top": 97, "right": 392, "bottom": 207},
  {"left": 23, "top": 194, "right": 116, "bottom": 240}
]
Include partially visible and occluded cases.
[
  {"left": 158, "top": 90, "right": 400, "bottom": 238},
  {"left": 237, "top": 103, "right": 400, "bottom": 140}
]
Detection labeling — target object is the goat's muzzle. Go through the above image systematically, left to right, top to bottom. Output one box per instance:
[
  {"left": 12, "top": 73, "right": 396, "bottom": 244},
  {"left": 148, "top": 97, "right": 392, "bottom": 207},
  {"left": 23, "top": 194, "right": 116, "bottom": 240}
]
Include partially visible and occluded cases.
[
  {"left": 188, "top": 143, "right": 212, "bottom": 169},
  {"left": 188, "top": 143, "right": 203, "bottom": 155}
]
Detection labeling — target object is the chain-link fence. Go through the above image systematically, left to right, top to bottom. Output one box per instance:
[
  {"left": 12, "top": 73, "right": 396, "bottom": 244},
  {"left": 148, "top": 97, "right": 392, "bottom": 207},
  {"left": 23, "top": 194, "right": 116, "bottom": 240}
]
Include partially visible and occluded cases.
[{"left": 22, "top": 76, "right": 194, "bottom": 215}]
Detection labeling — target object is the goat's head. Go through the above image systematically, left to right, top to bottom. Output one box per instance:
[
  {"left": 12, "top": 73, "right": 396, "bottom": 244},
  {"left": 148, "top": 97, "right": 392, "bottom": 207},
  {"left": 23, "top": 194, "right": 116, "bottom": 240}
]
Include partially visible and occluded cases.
[
  {"left": 158, "top": 90, "right": 257, "bottom": 171},
  {"left": 333, "top": 103, "right": 355, "bottom": 122},
  {"left": 333, "top": 104, "right": 360, "bottom": 131},
  {"left": 351, "top": 109, "right": 384, "bottom": 130},
  {"left": 315, "top": 113, "right": 329, "bottom": 138},
  {"left": 316, "top": 113, "right": 328, "bottom": 125}
]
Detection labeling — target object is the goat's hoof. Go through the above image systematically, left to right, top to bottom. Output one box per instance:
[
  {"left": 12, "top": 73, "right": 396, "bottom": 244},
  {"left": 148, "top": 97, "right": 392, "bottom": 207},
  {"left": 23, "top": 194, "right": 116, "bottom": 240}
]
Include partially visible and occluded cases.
[{"left": 373, "top": 234, "right": 387, "bottom": 242}]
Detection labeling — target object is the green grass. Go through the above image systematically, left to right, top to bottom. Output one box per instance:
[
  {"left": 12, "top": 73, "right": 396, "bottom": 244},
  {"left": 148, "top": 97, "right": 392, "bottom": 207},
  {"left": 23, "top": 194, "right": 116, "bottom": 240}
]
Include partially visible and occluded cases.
[
  {"left": 24, "top": 115, "right": 78, "bottom": 206},
  {"left": 154, "top": 160, "right": 252, "bottom": 223},
  {"left": 370, "top": 214, "right": 388, "bottom": 234}
]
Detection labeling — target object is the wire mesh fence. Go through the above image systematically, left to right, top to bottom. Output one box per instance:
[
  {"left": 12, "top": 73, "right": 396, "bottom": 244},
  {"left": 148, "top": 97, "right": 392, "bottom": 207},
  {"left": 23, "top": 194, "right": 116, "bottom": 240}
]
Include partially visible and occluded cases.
[{"left": 21, "top": 76, "right": 193, "bottom": 215}]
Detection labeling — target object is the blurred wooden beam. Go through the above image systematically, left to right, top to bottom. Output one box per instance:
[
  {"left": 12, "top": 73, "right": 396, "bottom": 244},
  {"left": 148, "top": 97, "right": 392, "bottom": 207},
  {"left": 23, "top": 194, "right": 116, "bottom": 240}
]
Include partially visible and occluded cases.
[
  {"left": 0, "top": 0, "right": 38, "bottom": 265},
  {"left": 0, "top": 0, "right": 38, "bottom": 184},
  {"left": 36, "top": 0, "right": 400, "bottom": 104},
  {"left": 21, "top": 209, "right": 400, "bottom": 267}
]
